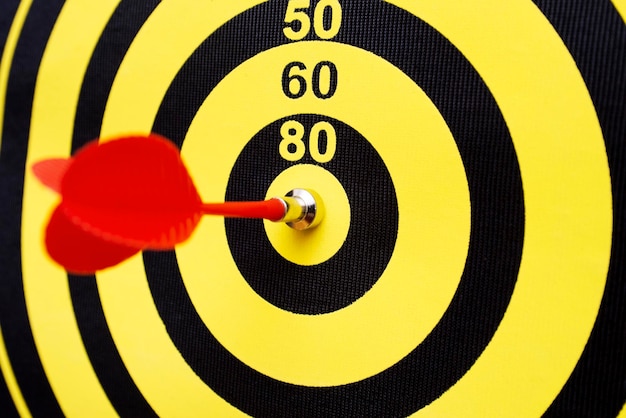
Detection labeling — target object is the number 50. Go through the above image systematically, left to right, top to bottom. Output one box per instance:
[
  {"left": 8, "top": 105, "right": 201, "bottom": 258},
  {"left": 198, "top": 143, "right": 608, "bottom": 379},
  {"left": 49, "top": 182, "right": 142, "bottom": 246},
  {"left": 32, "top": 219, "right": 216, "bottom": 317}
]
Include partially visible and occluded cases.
[{"left": 283, "top": 0, "right": 342, "bottom": 41}]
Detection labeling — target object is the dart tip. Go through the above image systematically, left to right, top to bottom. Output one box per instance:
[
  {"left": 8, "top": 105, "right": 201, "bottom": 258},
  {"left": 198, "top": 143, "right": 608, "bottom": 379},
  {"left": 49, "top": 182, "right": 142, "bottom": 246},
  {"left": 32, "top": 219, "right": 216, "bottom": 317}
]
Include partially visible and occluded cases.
[{"left": 280, "top": 189, "right": 325, "bottom": 230}]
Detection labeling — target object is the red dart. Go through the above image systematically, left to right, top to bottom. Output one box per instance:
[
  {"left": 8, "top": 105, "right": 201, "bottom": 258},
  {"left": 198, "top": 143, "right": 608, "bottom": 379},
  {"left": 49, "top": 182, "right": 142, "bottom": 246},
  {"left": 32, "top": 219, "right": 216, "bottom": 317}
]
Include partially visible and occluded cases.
[{"left": 32, "top": 134, "right": 300, "bottom": 274}]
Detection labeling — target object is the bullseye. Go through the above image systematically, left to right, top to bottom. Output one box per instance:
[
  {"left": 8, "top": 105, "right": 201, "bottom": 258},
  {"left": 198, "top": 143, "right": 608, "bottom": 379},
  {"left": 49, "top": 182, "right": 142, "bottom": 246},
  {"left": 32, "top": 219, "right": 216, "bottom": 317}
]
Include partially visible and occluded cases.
[{"left": 265, "top": 164, "right": 349, "bottom": 266}]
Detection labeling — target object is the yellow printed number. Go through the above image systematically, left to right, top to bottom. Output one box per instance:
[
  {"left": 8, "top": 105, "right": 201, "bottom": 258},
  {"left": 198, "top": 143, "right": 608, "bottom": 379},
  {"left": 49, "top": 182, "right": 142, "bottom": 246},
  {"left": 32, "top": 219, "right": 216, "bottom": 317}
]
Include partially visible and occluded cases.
[
  {"left": 283, "top": 0, "right": 342, "bottom": 41},
  {"left": 279, "top": 119, "right": 336, "bottom": 163}
]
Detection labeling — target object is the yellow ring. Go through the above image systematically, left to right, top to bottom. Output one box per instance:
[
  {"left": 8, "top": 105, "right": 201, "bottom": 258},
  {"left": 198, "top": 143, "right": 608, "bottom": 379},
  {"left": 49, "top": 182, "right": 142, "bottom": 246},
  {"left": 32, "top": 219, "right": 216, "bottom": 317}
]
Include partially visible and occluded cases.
[{"left": 179, "top": 41, "right": 470, "bottom": 386}]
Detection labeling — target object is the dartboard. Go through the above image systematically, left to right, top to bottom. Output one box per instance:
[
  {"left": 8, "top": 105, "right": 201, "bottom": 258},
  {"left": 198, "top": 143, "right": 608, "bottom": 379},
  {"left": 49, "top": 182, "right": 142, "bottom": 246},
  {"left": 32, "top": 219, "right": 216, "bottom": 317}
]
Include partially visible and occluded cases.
[{"left": 1, "top": 0, "right": 625, "bottom": 416}]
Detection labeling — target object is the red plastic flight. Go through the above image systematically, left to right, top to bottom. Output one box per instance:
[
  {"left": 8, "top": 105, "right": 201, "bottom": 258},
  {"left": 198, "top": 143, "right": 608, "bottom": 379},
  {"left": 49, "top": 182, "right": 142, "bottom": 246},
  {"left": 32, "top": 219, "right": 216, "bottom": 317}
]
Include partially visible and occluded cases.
[{"left": 33, "top": 134, "right": 286, "bottom": 274}]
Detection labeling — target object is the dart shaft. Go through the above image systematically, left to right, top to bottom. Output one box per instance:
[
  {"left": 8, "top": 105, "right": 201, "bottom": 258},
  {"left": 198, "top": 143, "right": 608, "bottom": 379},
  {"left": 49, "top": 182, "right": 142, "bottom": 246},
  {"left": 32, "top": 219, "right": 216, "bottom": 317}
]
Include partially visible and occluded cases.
[
  {"left": 200, "top": 189, "right": 324, "bottom": 229},
  {"left": 201, "top": 198, "right": 287, "bottom": 221}
]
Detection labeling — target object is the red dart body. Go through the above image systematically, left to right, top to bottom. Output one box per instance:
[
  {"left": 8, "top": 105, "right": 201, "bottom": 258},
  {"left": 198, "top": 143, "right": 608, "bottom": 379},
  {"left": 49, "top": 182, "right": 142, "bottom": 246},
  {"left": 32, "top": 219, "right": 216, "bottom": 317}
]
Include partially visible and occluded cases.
[
  {"left": 32, "top": 134, "right": 288, "bottom": 274},
  {"left": 56, "top": 135, "right": 203, "bottom": 249}
]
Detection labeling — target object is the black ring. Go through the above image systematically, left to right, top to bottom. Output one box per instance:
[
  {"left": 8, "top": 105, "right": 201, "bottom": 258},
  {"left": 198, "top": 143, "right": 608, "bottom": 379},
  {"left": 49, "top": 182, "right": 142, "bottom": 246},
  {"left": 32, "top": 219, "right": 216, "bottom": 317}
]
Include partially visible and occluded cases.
[
  {"left": 147, "top": 1, "right": 523, "bottom": 416},
  {"left": 225, "top": 114, "right": 398, "bottom": 314}
]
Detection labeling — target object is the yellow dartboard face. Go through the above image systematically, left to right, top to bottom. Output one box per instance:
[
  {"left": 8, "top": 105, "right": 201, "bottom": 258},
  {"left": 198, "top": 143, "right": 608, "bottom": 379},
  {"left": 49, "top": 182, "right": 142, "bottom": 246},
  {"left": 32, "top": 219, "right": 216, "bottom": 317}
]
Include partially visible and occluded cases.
[{"left": 1, "top": 0, "right": 625, "bottom": 416}]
